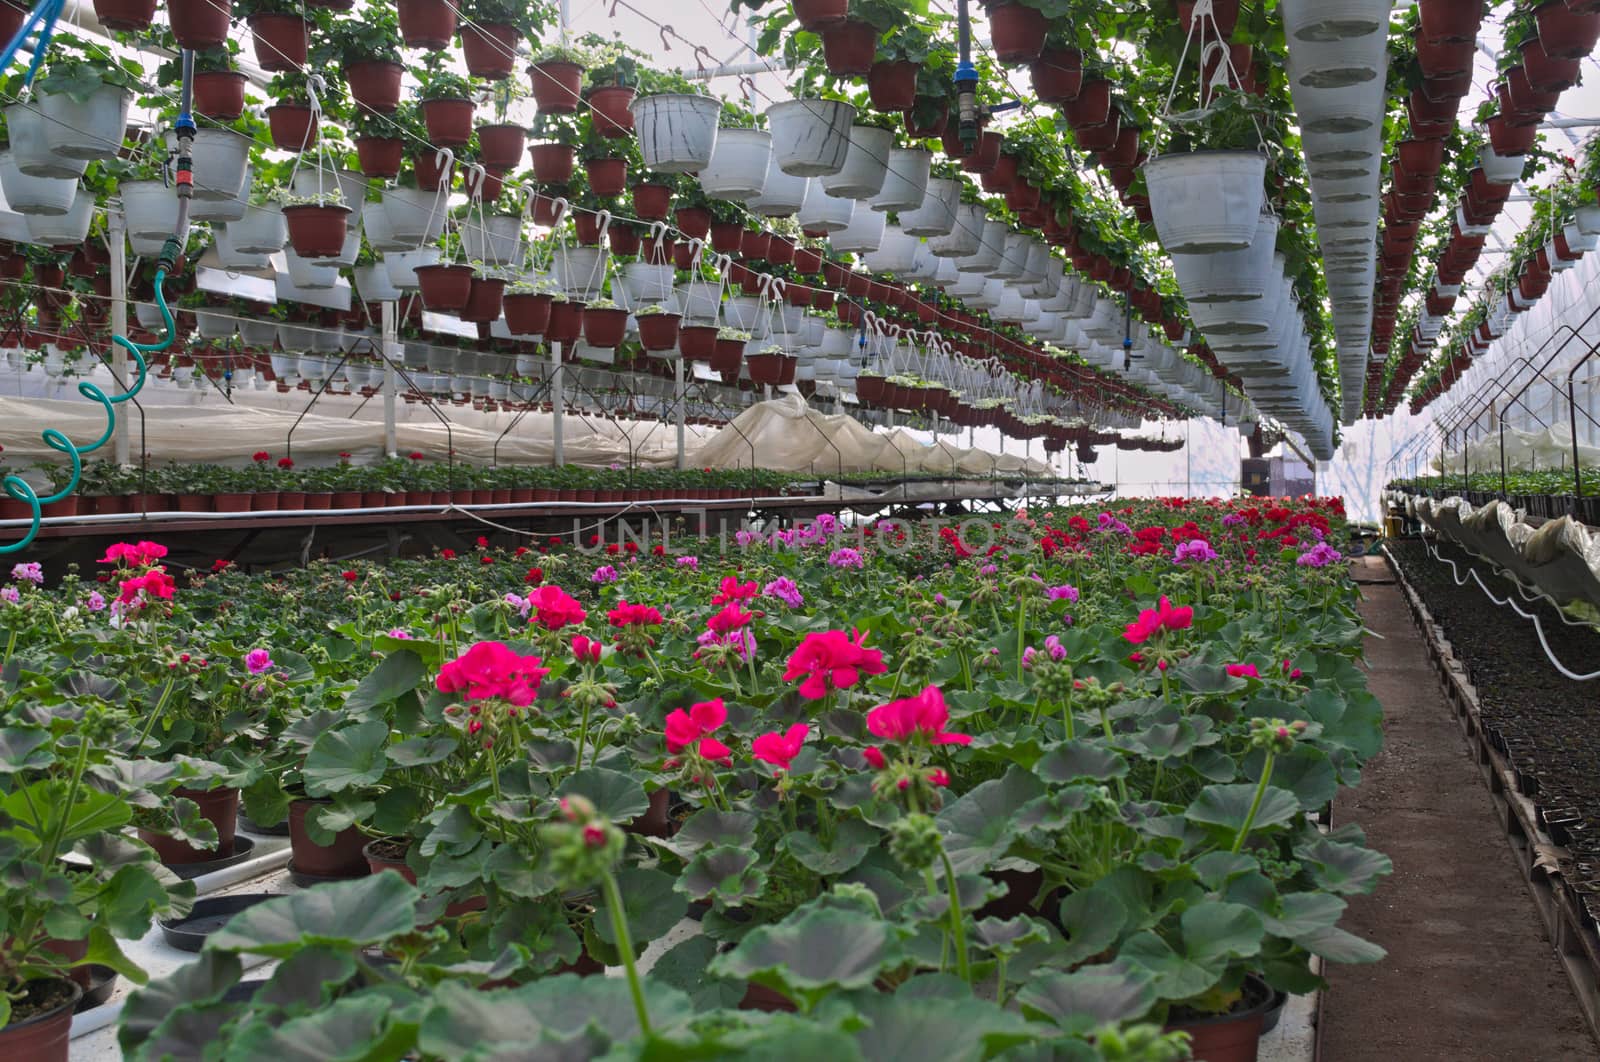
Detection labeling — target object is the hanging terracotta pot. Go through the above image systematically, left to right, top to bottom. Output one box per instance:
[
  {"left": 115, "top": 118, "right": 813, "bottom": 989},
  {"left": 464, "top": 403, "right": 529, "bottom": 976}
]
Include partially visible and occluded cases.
[
  {"left": 93, "top": 0, "right": 155, "bottom": 31},
  {"left": 167, "top": 0, "right": 230, "bottom": 48},
  {"left": 397, "top": 0, "right": 457, "bottom": 49},
  {"left": 793, "top": 0, "right": 847, "bottom": 29},
  {"left": 1418, "top": 0, "right": 1482, "bottom": 43},
  {"left": 985, "top": 1, "right": 1046, "bottom": 64},
  {"left": 1536, "top": 1, "right": 1600, "bottom": 59},
  {"left": 249, "top": 14, "right": 309, "bottom": 72},
  {"left": 819, "top": 19, "right": 877, "bottom": 76},
  {"left": 461, "top": 21, "right": 519, "bottom": 79},
  {"left": 1415, "top": 33, "right": 1474, "bottom": 78},
  {"left": 1520, "top": 37, "right": 1580, "bottom": 93},
  {"left": 1030, "top": 47, "right": 1083, "bottom": 104},
  {"left": 345, "top": 60, "right": 404, "bottom": 113},
  {"left": 530, "top": 60, "right": 583, "bottom": 114},
  {"left": 867, "top": 60, "right": 920, "bottom": 112},
  {"left": 192, "top": 70, "right": 247, "bottom": 120},
  {"left": 1421, "top": 70, "right": 1473, "bottom": 103},
  {"left": 1499, "top": 76, "right": 1554, "bottom": 125},
  {"left": 1064, "top": 78, "right": 1113, "bottom": 129},
  {"left": 589, "top": 85, "right": 637, "bottom": 136},
  {"left": 1405, "top": 88, "right": 1457, "bottom": 139},
  {"left": 421, "top": 97, "right": 474, "bottom": 147},
  {"left": 266, "top": 103, "right": 317, "bottom": 150},
  {"left": 904, "top": 104, "right": 948, "bottom": 139},
  {"left": 1075, "top": 112, "right": 1121, "bottom": 153},
  {"left": 1487, "top": 113, "right": 1539, "bottom": 156},
  {"left": 471, "top": 123, "right": 523, "bottom": 170},
  {"left": 1099, "top": 125, "right": 1142, "bottom": 169},
  {"left": 959, "top": 130, "right": 1003, "bottom": 174},
  {"left": 355, "top": 136, "right": 404, "bottom": 179},
  {"left": 529, "top": 142, "right": 576, "bottom": 183},
  {"left": 981, "top": 152, "right": 1019, "bottom": 193},
  {"left": 584, "top": 156, "right": 628, "bottom": 197},
  {"left": 631, "top": 182, "right": 672, "bottom": 220},
  {"left": 282, "top": 204, "right": 351, "bottom": 258},
  {"left": 675, "top": 206, "right": 712, "bottom": 238},
  {"left": 574, "top": 212, "right": 604, "bottom": 245},
  {"left": 710, "top": 221, "right": 745, "bottom": 254},
  {"left": 607, "top": 224, "right": 640, "bottom": 256},
  {"left": 794, "top": 246, "right": 823, "bottom": 274},
  {"left": 415, "top": 263, "right": 474, "bottom": 311},
  {"left": 459, "top": 277, "right": 506, "bottom": 322},
  {"left": 504, "top": 292, "right": 553, "bottom": 335},
  {"left": 545, "top": 300, "right": 585, "bottom": 344},
  {"left": 582, "top": 307, "right": 629, "bottom": 347},
  {"left": 637, "top": 311, "right": 681, "bottom": 350},
  {"left": 678, "top": 323, "right": 718, "bottom": 361},
  {"left": 711, "top": 337, "right": 745, "bottom": 374}
]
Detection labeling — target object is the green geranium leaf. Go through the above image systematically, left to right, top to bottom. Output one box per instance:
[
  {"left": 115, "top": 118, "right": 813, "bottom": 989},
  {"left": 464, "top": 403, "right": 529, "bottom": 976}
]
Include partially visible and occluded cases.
[
  {"left": 343, "top": 649, "right": 425, "bottom": 716},
  {"left": 303, "top": 720, "right": 389, "bottom": 797},
  {"left": 0, "top": 726, "right": 52, "bottom": 772},
  {"left": 387, "top": 735, "right": 457, "bottom": 768},
  {"left": 1035, "top": 740, "right": 1128, "bottom": 784},
  {"left": 937, "top": 765, "right": 1047, "bottom": 875},
  {"left": 555, "top": 767, "right": 647, "bottom": 823},
  {"left": 1185, "top": 783, "right": 1301, "bottom": 837},
  {"left": 653, "top": 809, "right": 758, "bottom": 859},
  {"left": 783, "top": 818, "right": 877, "bottom": 876},
  {"left": 1293, "top": 835, "right": 1393, "bottom": 894},
  {"left": 678, "top": 846, "right": 768, "bottom": 907},
  {"left": 594, "top": 866, "right": 686, "bottom": 950},
  {"left": 209, "top": 874, "right": 421, "bottom": 957},
  {"left": 1055, "top": 885, "right": 1129, "bottom": 966},
  {"left": 1181, "top": 900, "right": 1264, "bottom": 963},
  {"left": 710, "top": 902, "right": 911, "bottom": 1011},
  {"left": 1117, "top": 931, "right": 1219, "bottom": 1002},
  {"left": 119, "top": 951, "right": 243, "bottom": 1053},
  {"left": 1014, "top": 962, "right": 1158, "bottom": 1036},
  {"left": 419, "top": 976, "right": 692, "bottom": 1054},
  {"left": 850, "top": 992, "right": 1043, "bottom": 1058},
  {"left": 227, "top": 993, "right": 418, "bottom": 1062}
]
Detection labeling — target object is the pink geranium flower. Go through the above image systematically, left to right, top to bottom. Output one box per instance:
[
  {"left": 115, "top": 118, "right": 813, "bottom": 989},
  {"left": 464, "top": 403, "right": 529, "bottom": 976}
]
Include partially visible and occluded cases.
[
  {"left": 99, "top": 540, "right": 168, "bottom": 568},
  {"left": 117, "top": 568, "right": 176, "bottom": 608},
  {"left": 711, "top": 576, "right": 759, "bottom": 605},
  {"left": 528, "top": 586, "right": 587, "bottom": 630},
  {"left": 1123, "top": 596, "right": 1193, "bottom": 644},
  {"left": 783, "top": 629, "right": 887, "bottom": 700},
  {"left": 436, "top": 641, "right": 549, "bottom": 706},
  {"left": 1225, "top": 663, "right": 1260, "bottom": 679},
  {"left": 866, "top": 685, "right": 971, "bottom": 747},
  {"left": 665, "top": 698, "right": 732, "bottom": 762},
  {"left": 751, "top": 723, "right": 809, "bottom": 772}
]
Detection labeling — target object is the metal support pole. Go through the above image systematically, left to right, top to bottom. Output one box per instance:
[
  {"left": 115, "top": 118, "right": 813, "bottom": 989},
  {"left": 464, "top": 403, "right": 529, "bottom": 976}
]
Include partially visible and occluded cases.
[
  {"left": 108, "top": 208, "right": 130, "bottom": 464},
  {"left": 381, "top": 299, "right": 398, "bottom": 456},
  {"left": 551, "top": 342, "right": 565, "bottom": 466},
  {"left": 673, "top": 356, "right": 688, "bottom": 470}
]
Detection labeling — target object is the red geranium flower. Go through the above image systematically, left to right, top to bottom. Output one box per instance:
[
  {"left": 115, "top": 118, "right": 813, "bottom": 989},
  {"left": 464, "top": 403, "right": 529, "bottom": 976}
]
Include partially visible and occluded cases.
[
  {"left": 251, "top": 451, "right": 270, "bottom": 462},
  {"left": 277, "top": 456, "right": 294, "bottom": 469},
  {"left": 525, "top": 567, "right": 544, "bottom": 585},
  {"left": 341, "top": 570, "right": 357, "bottom": 583},
  {"left": 711, "top": 576, "right": 758, "bottom": 606},
  {"left": 528, "top": 585, "right": 587, "bottom": 630},
  {"left": 1123, "top": 596, "right": 1193, "bottom": 644},
  {"left": 608, "top": 600, "right": 663, "bottom": 627},
  {"left": 782, "top": 628, "right": 887, "bottom": 700},
  {"left": 436, "top": 641, "right": 549, "bottom": 706},
  {"left": 866, "top": 685, "right": 971, "bottom": 747},
  {"left": 664, "top": 697, "right": 732, "bottom": 762},
  {"left": 751, "top": 723, "right": 809, "bottom": 772}
]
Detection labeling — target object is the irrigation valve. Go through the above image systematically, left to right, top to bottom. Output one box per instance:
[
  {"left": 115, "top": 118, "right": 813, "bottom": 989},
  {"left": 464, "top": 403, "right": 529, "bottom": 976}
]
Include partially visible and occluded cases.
[{"left": 956, "top": 68, "right": 980, "bottom": 153}]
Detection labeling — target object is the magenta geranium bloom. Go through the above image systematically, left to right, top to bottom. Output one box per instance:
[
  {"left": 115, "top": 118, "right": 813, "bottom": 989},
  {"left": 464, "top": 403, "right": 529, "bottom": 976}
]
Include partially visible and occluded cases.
[
  {"left": 528, "top": 586, "right": 588, "bottom": 631},
  {"left": 1123, "top": 596, "right": 1194, "bottom": 644},
  {"left": 782, "top": 629, "right": 887, "bottom": 700},
  {"left": 436, "top": 641, "right": 550, "bottom": 706},
  {"left": 866, "top": 685, "right": 971, "bottom": 747},
  {"left": 665, "top": 697, "right": 727, "bottom": 754},
  {"left": 751, "top": 723, "right": 809, "bottom": 772}
]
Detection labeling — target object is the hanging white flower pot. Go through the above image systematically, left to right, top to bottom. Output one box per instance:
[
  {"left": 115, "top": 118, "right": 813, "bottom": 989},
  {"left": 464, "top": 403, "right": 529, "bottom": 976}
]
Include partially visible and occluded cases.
[
  {"left": 1281, "top": 0, "right": 1391, "bottom": 42},
  {"left": 1283, "top": 32, "right": 1387, "bottom": 135},
  {"left": 37, "top": 81, "right": 131, "bottom": 162},
  {"left": 632, "top": 93, "right": 722, "bottom": 173},
  {"left": 765, "top": 99, "right": 856, "bottom": 178},
  {"left": 4, "top": 103, "right": 87, "bottom": 179},
  {"left": 821, "top": 125, "right": 893, "bottom": 200},
  {"left": 167, "top": 127, "right": 251, "bottom": 201},
  {"left": 698, "top": 128, "right": 772, "bottom": 202},
  {"left": 1479, "top": 145, "right": 1526, "bottom": 185},
  {"left": 869, "top": 148, "right": 932, "bottom": 214},
  {"left": 0, "top": 151, "right": 77, "bottom": 215},
  {"left": 1144, "top": 151, "right": 1267, "bottom": 254},
  {"left": 745, "top": 158, "right": 808, "bottom": 217},
  {"left": 191, "top": 167, "right": 250, "bottom": 224},
  {"left": 292, "top": 167, "right": 369, "bottom": 215},
  {"left": 900, "top": 177, "right": 960, "bottom": 239},
  {"left": 798, "top": 178, "right": 854, "bottom": 232},
  {"left": 120, "top": 179, "right": 182, "bottom": 239},
  {"left": 22, "top": 186, "right": 93, "bottom": 244},
  {"left": 381, "top": 186, "right": 449, "bottom": 246},
  {"left": 359, "top": 201, "right": 406, "bottom": 253},
  {"left": 1576, "top": 204, "right": 1600, "bottom": 237},
  {"left": 226, "top": 205, "right": 288, "bottom": 255},
  {"left": 829, "top": 206, "right": 885, "bottom": 254},
  {"left": 1171, "top": 212, "right": 1280, "bottom": 304},
  {"left": 460, "top": 213, "right": 524, "bottom": 266},
  {"left": 955, "top": 219, "right": 1008, "bottom": 274},
  {"left": 1565, "top": 222, "right": 1599, "bottom": 255},
  {"left": 860, "top": 224, "right": 919, "bottom": 274},
  {"left": 328, "top": 228, "right": 361, "bottom": 269},
  {"left": 128, "top": 231, "right": 168, "bottom": 258},
  {"left": 988, "top": 232, "right": 1031, "bottom": 281},
  {"left": 1019, "top": 241, "right": 1052, "bottom": 289},
  {"left": 554, "top": 244, "right": 606, "bottom": 300},
  {"left": 384, "top": 247, "right": 442, "bottom": 289},
  {"left": 621, "top": 261, "right": 674, "bottom": 304},
  {"left": 947, "top": 271, "right": 988, "bottom": 300},
  {"left": 966, "top": 278, "right": 1005, "bottom": 311},
  {"left": 673, "top": 281, "right": 721, "bottom": 323},
  {"left": 992, "top": 287, "right": 1028, "bottom": 323},
  {"left": 194, "top": 309, "right": 235, "bottom": 339},
  {"left": 238, "top": 318, "right": 279, "bottom": 347}
]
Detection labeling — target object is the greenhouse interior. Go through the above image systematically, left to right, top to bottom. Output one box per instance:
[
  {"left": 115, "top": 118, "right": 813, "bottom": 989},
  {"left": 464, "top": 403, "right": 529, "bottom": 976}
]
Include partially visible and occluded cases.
[{"left": 6, "top": 0, "right": 1600, "bottom": 1058}]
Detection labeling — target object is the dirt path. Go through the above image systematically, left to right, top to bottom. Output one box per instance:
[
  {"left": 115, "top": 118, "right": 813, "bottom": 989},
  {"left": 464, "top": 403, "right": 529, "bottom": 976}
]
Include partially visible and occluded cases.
[{"left": 1319, "top": 561, "right": 1597, "bottom": 1061}]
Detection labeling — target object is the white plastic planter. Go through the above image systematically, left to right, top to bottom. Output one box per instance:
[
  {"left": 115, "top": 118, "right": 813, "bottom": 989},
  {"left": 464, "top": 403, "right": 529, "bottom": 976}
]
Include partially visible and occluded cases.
[
  {"left": 1282, "top": 0, "right": 1391, "bottom": 42},
  {"left": 1283, "top": 32, "right": 1387, "bottom": 135},
  {"left": 37, "top": 82, "right": 131, "bottom": 162},
  {"left": 632, "top": 94, "right": 722, "bottom": 174},
  {"left": 765, "top": 99, "right": 856, "bottom": 178},
  {"left": 5, "top": 103, "right": 86, "bottom": 179},
  {"left": 821, "top": 125, "right": 893, "bottom": 200},
  {"left": 169, "top": 128, "right": 250, "bottom": 201},
  {"left": 697, "top": 128, "right": 772, "bottom": 202},
  {"left": 1480, "top": 145, "right": 1526, "bottom": 184},
  {"left": 870, "top": 148, "right": 932, "bottom": 214},
  {"left": 0, "top": 151, "right": 76, "bottom": 215},
  {"left": 1144, "top": 151, "right": 1268, "bottom": 254},
  {"left": 745, "top": 159, "right": 808, "bottom": 217},
  {"left": 191, "top": 168, "right": 250, "bottom": 224},
  {"left": 292, "top": 168, "right": 369, "bottom": 214},
  {"left": 900, "top": 177, "right": 960, "bottom": 239},
  {"left": 797, "top": 178, "right": 854, "bottom": 233},
  {"left": 120, "top": 180, "right": 181, "bottom": 239},
  {"left": 23, "top": 187, "right": 93, "bottom": 244},
  {"left": 381, "top": 187, "right": 449, "bottom": 246},
  {"left": 362, "top": 202, "right": 407, "bottom": 253},
  {"left": 226, "top": 205, "right": 287, "bottom": 255},
  {"left": 1576, "top": 205, "right": 1600, "bottom": 237},
  {"left": 829, "top": 206, "right": 885, "bottom": 254},
  {"left": 1171, "top": 212, "right": 1280, "bottom": 304},
  {"left": 460, "top": 214, "right": 524, "bottom": 266},
  {"left": 955, "top": 220, "right": 1008, "bottom": 274},
  {"left": 1565, "top": 222, "right": 1599, "bottom": 255},
  {"left": 860, "top": 224, "right": 919, "bottom": 274},
  {"left": 212, "top": 226, "right": 268, "bottom": 271},
  {"left": 329, "top": 228, "right": 361, "bottom": 269},
  {"left": 128, "top": 231, "right": 168, "bottom": 258},
  {"left": 988, "top": 232, "right": 1031, "bottom": 281},
  {"left": 1020, "top": 241, "right": 1053, "bottom": 289},
  {"left": 554, "top": 244, "right": 606, "bottom": 300},
  {"left": 384, "top": 247, "right": 442, "bottom": 289},
  {"left": 286, "top": 250, "right": 339, "bottom": 289},
  {"left": 621, "top": 262, "right": 674, "bottom": 304},
  {"left": 673, "top": 282, "right": 721, "bottom": 323},
  {"left": 722, "top": 295, "right": 765, "bottom": 332},
  {"left": 194, "top": 309, "right": 235, "bottom": 340},
  {"left": 238, "top": 318, "right": 279, "bottom": 347}
]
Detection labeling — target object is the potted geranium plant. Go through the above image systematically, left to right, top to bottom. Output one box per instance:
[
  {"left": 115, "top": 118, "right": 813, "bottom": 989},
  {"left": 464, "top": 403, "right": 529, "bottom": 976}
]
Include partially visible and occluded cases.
[
  {"left": 234, "top": 0, "right": 310, "bottom": 73},
  {"left": 458, "top": 0, "right": 549, "bottom": 80},
  {"left": 320, "top": 9, "right": 403, "bottom": 113},
  {"left": 32, "top": 37, "right": 142, "bottom": 163},
  {"left": 530, "top": 40, "right": 588, "bottom": 114},
  {"left": 586, "top": 48, "right": 640, "bottom": 136},
  {"left": 416, "top": 62, "right": 478, "bottom": 148},
  {"left": 1143, "top": 87, "right": 1270, "bottom": 255}
]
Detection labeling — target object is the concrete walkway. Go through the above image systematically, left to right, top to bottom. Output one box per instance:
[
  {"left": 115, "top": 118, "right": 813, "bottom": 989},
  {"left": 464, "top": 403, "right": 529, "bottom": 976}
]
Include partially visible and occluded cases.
[{"left": 1320, "top": 562, "right": 1596, "bottom": 1060}]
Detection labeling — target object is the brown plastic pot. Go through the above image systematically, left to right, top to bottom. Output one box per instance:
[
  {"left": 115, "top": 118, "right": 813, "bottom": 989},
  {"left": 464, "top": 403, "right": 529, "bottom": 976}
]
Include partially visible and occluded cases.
[
  {"left": 92, "top": 0, "right": 155, "bottom": 31},
  {"left": 167, "top": 0, "right": 229, "bottom": 48},
  {"left": 397, "top": 0, "right": 457, "bottom": 49},
  {"left": 1180, "top": 0, "right": 1238, "bottom": 36},
  {"left": 1418, "top": 0, "right": 1481, "bottom": 41},
  {"left": 1537, "top": 0, "right": 1600, "bottom": 59},
  {"left": 985, "top": 1, "right": 1046, "bottom": 64},
  {"left": 249, "top": 14, "right": 308, "bottom": 72},
  {"left": 819, "top": 18, "right": 877, "bottom": 76},
  {"left": 461, "top": 21, "right": 518, "bottom": 79},
  {"left": 1415, "top": 34, "right": 1474, "bottom": 79},
  {"left": 1520, "top": 37, "right": 1581, "bottom": 93},
  {"left": 1030, "top": 47, "right": 1083, "bottom": 104},
  {"left": 345, "top": 60, "right": 404, "bottom": 113},
  {"left": 530, "top": 60, "right": 583, "bottom": 114},
  {"left": 866, "top": 60, "right": 919, "bottom": 112},
  {"left": 191, "top": 69, "right": 247, "bottom": 120},
  {"left": 1064, "top": 77, "right": 1113, "bottom": 129},
  {"left": 589, "top": 85, "right": 637, "bottom": 136},
  {"left": 421, "top": 97, "right": 474, "bottom": 147},
  {"left": 266, "top": 103, "right": 318, "bottom": 151},
  {"left": 1488, "top": 113, "right": 1539, "bottom": 156},
  {"left": 473, "top": 122, "right": 524, "bottom": 169},
  {"left": 355, "top": 136, "right": 404, "bottom": 179},
  {"left": 529, "top": 142, "right": 576, "bottom": 184},
  {"left": 414, "top": 150, "right": 453, "bottom": 190},
  {"left": 585, "top": 157, "right": 628, "bottom": 197},
  {"left": 631, "top": 182, "right": 672, "bottom": 220},
  {"left": 283, "top": 204, "right": 352, "bottom": 259},
  {"left": 415, "top": 263, "right": 475, "bottom": 312},
  {"left": 460, "top": 277, "right": 506, "bottom": 323},
  {"left": 503, "top": 292, "right": 554, "bottom": 336},
  {"left": 546, "top": 301, "right": 585, "bottom": 344},
  {"left": 582, "top": 307, "right": 629, "bottom": 347},
  {"left": 637, "top": 312, "right": 681, "bottom": 350},
  {"left": 678, "top": 324, "right": 718, "bottom": 362},
  {"left": 249, "top": 491, "right": 281, "bottom": 511},
  {"left": 213, "top": 492, "right": 251, "bottom": 513},
  {"left": 136, "top": 786, "right": 240, "bottom": 864},
  {"left": 625, "top": 789, "right": 673, "bottom": 837},
  {"left": 288, "top": 799, "right": 371, "bottom": 879},
  {"left": 0, "top": 978, "right": 82, "bottom": 1062},
  {"left": 1165, "top": 978, "right": 1275, "bottom": 1062}
]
